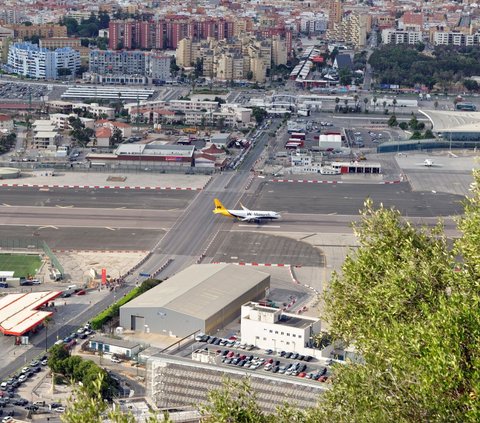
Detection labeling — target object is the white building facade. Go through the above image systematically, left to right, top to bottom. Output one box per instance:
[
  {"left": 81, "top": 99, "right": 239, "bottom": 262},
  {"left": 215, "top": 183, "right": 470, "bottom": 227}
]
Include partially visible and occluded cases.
[
  {"left": 7, "top": 42, "right": 79, "bottom": 79},
  {"left": 241, "top": 302, "right": 322, "bottom": 356}
]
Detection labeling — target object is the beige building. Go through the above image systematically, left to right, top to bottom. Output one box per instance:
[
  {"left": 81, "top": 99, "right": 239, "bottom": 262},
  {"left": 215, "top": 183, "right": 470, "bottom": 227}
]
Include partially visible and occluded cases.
[
  {"left": 329, "top": 12, "right": 368, "bottom": 48},
  {"left": 272, "top": 35, "right": 287, "bottom": 66},
  {"left": 176, "top": 38, "right": 192, "bottom": 68}
]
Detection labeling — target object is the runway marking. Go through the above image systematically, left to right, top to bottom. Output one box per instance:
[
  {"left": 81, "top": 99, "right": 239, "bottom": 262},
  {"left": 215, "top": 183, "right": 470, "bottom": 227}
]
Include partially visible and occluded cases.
[
  {"left": 2, "top": 203, "right": 11, "bottom": 207},
  {"left": 55, "top": 205, "right": 74, "bottom": 208},
  {"left": 37, "top": 225, "right": 58, "bottom": 230},
  {"left": 238, "top": 225, "right": 280, "bottom": 228},
  {"left": 105, "top": 227, "right": 116, "bottom": 231}
]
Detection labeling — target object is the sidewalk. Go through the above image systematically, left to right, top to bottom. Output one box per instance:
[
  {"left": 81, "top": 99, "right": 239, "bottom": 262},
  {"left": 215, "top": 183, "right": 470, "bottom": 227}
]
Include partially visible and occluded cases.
[{"left": 1, "top": 171, "right": 211, "bottom": 191}]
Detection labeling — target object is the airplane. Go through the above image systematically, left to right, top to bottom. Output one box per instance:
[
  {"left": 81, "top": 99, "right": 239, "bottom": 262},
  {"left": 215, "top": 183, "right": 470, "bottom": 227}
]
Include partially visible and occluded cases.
[
  {"left": 417, "top": 159, "right": 443, "bottom": 167},
  {"left": 213, "top": 198, "right": 280, "bottom": 223}
]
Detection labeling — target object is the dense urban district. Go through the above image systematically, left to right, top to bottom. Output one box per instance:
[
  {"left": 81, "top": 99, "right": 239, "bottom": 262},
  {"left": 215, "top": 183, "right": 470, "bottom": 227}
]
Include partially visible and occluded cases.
[{"left": 0, "top": 0, "right": 478, "bottom": 422}]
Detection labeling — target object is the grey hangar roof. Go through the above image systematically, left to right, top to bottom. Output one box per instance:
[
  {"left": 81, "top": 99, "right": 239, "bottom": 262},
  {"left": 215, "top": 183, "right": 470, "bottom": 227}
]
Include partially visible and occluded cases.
[{"left": 122, "top": 264, "right": 269, "bottom": 320}]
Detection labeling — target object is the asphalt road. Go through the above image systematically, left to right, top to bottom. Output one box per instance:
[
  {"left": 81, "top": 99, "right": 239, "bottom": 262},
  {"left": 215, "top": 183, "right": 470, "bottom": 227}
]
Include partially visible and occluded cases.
[
  {"left": 247, "top": 181, "right": 464, "bottom": 217},
  {"left": 0, "top": 187, "right": 195, "bottom": 210},
  {"left": 0, "top": 226, "right": 163, "bottom": 251}
]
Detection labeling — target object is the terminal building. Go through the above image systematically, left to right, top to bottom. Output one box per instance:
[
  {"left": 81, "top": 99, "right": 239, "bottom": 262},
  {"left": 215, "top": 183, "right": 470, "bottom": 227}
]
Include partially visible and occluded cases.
[{"left": 119, "top": 263, "right": 270, "bottom": 338}]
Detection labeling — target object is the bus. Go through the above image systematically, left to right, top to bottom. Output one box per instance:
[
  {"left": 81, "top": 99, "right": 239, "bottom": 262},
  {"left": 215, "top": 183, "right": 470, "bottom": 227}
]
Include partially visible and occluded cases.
[
  {"left": 455, "top": 102, "right": 477, "bottom": 111},
  {"left": 290, "top": 132, "right": 306, "bottom": 140}
]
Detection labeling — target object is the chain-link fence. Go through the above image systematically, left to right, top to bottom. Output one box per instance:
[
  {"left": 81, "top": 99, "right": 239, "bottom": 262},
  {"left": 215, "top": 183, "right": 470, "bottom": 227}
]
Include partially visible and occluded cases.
[{"left": 41, "top": 240, "right": 64, "bottom": 276}]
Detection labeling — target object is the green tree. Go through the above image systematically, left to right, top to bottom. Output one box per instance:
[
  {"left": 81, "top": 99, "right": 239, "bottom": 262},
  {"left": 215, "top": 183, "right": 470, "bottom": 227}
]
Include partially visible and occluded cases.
[
  {"left": 463, "top": 79, "right": 479, "bottom": 92},
  {"left": 363, "top": 97, "right": 368, "bottom": 112},
  {"left": 251, "top": 107, "right": 267, "bottom": 124},
  {"left": 387, "top": 114, "right": 398, "bottom": 127},
  {"left": 399, "top": 121, "right": 408, "bottom": 130},
  {"left": 109, "top": 127, "right": 123, "bottom": 146},
  {"left": 424, "top": 129, "right": 434, "bottom": 138},
  {"left": 410, "top": 130, "right": 423, "bottom": 139},
  {"left": 317, "top": 172, "right": 480, "bottom": 422},
  {"left": 48, "top": 344, "right": 70, "bottom": 373},
  {"left": 199, "top": 377, "right": 268, "bottom": 423}
]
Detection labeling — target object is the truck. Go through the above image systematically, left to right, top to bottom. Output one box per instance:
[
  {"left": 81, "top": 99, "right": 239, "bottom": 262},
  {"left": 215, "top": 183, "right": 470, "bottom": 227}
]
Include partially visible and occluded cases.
[{"left": 290, "top": 132, "right": 306, "bottom": 140}]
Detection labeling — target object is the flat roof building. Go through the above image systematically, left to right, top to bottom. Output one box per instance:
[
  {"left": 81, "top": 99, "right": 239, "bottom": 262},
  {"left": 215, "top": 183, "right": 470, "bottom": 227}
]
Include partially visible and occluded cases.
[
  {"left": 120, "top": 263, "right": 270, "bottom": 337},
  {"left": 0, "top": 292, "right": 61, "bottom": 337}
]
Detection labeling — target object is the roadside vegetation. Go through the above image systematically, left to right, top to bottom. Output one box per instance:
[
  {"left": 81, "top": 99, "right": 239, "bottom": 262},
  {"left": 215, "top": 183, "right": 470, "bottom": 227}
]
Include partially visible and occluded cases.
[{"left": 90, "top": 278, "right": 162, "bottom": 330}]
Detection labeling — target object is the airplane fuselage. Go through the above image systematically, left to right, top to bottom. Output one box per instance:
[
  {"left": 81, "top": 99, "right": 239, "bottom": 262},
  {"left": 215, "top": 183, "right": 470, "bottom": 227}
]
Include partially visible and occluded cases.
[{"left": 226, "top": 209, "right": 280, "bottom": 221}]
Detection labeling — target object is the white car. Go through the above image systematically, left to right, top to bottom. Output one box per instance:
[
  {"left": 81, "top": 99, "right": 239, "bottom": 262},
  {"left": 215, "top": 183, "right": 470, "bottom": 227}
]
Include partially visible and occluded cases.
[
  {"left": 110, "top": 356, "right": 122, "bottom": 363},
  {"left": 18, "top": 374, "right": 27, "bottom": 383},
  {"left": 55, "top": 407, "right": 66, "bottom": 413},
  {"left": 2, "top": 416, "right": 13, "bottom": 423}
]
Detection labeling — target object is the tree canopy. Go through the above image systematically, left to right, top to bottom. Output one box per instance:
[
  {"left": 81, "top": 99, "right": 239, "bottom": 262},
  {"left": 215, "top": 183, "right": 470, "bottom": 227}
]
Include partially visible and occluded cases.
[{"left": 369, "top": 45, "right": 480, "bottom": 89}]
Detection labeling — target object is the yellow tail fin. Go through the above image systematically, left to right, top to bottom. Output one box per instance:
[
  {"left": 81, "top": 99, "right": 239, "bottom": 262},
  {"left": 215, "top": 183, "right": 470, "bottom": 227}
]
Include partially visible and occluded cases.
[
  {"left": 213, "top": 198, "right": 233, "bottom": 217},
  {"left": 213, "top": 198, "right": 226, "bottom": 212}
]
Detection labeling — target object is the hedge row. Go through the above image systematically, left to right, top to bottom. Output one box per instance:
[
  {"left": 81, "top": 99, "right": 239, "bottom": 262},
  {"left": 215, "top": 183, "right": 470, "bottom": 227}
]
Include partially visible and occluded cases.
[{"left": 90, "top": 278, "right": 161, "bottom": 330}]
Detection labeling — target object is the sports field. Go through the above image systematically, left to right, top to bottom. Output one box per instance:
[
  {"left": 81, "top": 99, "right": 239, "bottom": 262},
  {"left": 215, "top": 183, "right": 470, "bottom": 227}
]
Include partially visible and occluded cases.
[{"left": 0, "top": 253, "right": 42, "bottom": 278}]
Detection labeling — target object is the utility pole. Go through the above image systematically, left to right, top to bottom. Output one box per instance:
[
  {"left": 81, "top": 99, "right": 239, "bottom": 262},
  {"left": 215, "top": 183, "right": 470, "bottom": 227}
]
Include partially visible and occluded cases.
[{"left": 136, "top": 94, "right": 140, "bottom": 136}]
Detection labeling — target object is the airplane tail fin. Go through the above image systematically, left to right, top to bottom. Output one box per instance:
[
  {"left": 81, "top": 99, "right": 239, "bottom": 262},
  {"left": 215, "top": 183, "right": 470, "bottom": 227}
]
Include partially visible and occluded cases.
[{"left": 213, "top": 198, "right": 227, "bottom": 214}]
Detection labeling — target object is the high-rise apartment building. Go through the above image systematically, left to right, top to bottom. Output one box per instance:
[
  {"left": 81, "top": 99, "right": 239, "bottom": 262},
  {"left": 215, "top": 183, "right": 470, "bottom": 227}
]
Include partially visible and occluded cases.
[
  {"left": 109, "top": 18, "right": 235, "bottom": 51},
  {"left": 7, "top": 42, "right": 79, "bottom": 79}
]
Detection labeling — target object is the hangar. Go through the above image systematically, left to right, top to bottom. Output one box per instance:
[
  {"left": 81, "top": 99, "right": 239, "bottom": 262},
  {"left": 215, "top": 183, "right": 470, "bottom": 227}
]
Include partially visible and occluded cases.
[{"left": 119, "top": 263, "right": 270, "bottom": 337}]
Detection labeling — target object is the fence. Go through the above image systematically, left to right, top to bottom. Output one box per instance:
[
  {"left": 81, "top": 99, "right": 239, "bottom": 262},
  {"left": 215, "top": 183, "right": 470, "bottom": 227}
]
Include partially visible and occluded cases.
[{"left": 41, "top": 240, "right": 64, "bottom": 277}]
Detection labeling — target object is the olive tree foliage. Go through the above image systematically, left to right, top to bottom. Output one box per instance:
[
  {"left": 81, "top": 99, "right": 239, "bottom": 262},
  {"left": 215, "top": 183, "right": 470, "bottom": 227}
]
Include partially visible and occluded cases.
[
  {"left": 317, "top": 170, "right": 480, "bottom": 422},
  {"left": 62, "top": 373, "right": 172, "bottom": 423},
  {"left": 199, "top": 377, "right": 313, "bottom": 423}
]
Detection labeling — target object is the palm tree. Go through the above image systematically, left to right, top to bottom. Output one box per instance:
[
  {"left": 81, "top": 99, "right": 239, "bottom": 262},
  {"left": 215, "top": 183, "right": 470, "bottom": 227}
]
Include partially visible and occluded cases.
[
  {"left": 354, "top": 94, "right": 359, "bottom": 106},
  {"left": 373, "top": 96, "right": 378, "bottom": 112},
  {"left": 335, "top": 97, "right": 340, "bottom": 112},
  {"left": 363, "top": 97, "right": 369, "bottom": 112},
  {"left": 343, "top": 98, "right": 349, "bottom": 112},
  {"left": 392, "top": 98, "right": 397, "bottom": 114},
  {"left": 382, "top": 100, "right": 387, "bottom": 111}
]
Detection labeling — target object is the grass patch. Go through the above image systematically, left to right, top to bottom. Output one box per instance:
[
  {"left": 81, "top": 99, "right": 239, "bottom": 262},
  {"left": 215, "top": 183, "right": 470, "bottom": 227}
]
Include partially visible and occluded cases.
[{"left": 0, "top": 253, "right": 42, "bottom": 278}]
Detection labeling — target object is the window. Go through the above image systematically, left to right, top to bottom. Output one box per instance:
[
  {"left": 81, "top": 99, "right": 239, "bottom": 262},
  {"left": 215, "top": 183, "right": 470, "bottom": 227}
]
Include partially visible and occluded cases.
[
  {"left": 275, "top": 331, "right": 278, "bottom": 334},
  {"left": 281, "top": 332, "right": 284, "bottom": 335},
  {"left": 287, "top": 333, "right": 290, "bottom": 336},
  {"left": 292, "top": 334, "right": 296, "bottom": 338}
]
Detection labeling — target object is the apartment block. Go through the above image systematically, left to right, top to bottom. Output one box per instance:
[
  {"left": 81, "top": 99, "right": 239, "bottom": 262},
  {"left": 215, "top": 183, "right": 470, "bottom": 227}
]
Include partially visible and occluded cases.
[
  {"left": 6, "top": 24, "right": 67, "bottom": 39},
  {"left": 382, "top": 29, "right": 422, "bottom": 45},
  {"left": 433, "top": 31, "right": 480, "bottom": 46},
  {"left": 7, "top": 42, "right": 79, "bottom": 79},
  {"left": 88, "top": 50, "right": 171, "bottom": 83}
]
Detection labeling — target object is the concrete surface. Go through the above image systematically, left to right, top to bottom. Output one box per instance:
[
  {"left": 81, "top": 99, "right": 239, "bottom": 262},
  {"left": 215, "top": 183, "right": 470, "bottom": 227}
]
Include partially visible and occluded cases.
[{"left": 7, "top": 171, "right": 211, "bottom": 190}]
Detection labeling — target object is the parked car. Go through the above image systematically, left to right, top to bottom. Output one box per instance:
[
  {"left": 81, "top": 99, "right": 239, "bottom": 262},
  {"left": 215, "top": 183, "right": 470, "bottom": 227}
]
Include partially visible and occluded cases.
[
  {"left": 76, "top": 290, "right": 86, "bottom": 296},
  {"left": 110, "top": 356, "right": 122, "bottom": 364}
]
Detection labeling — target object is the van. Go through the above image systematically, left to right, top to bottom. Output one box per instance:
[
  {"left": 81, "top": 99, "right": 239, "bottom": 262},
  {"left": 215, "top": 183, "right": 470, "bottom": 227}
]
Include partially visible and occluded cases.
[
  {"left": 67, "top": 285, "right": 77, "bottom": 291},
  {"left": 33, "top": 400, "right": 45, "bottom": 407}
]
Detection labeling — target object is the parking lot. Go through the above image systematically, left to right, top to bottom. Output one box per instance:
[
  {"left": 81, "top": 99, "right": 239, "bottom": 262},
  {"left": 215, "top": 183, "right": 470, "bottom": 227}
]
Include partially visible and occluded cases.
[
  {"left": 0, "top": 82, "right": 49, "bottom": 101},
  {"left": 195, "top": 335, "right": 331, "bottom": 383}
]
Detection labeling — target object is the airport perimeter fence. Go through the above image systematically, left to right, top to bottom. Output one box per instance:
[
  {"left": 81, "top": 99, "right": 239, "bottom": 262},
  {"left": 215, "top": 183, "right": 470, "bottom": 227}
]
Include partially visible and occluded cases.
[
  {"left": 0, "top": 161, "right": 215, "bottom": 175},
  {"left": 0, "top": 237, "right": 64, "bottom": 277},
  {"left": 0, "top": 237, "right": 44, "bottom": 251},
  {"left": 41, "top": 240, "right": 64, "bottom": 277}
]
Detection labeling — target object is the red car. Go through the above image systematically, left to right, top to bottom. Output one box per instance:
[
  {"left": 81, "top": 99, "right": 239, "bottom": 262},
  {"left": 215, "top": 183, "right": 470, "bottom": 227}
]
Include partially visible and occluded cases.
[{"left": 76, "top": 290, "right": 86, "bottom": 296}]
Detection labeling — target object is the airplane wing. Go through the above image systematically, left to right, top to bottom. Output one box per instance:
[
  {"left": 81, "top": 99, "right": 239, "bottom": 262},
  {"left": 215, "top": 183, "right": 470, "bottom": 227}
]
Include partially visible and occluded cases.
[
  {"left": 240, "top": 203, "right": 250, "bottom": 211},
  {"left": 241, "top": 216, "right": 256, "bottom": 222}
]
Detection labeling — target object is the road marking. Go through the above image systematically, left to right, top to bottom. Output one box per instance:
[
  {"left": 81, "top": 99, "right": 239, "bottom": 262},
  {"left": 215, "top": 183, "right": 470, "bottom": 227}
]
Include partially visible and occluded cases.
[
  {"left": 39, "top": 188, "right": 50, "bottom": 192},
  {"left": 2, "top": 203, "right": 11, "bottom": 207},
  {"left": 55, "top": 205, "right": 74, "bottom": 208},
  {"left": 238, "top": 224, "right": 280, "bottom": 228},
  {"left": 37, "top": 225, "right": 58, "bottom": 230},
  {"left": 105, "top": 227, "right": 116, "bottom": 231}
]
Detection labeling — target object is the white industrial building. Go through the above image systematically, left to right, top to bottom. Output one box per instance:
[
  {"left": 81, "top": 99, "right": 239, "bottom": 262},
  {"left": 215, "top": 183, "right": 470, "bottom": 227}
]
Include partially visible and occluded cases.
[
  {"left": 7, "top": 42, "right": 79, "bottom": 79},
  {"left": 319, "top": 134, "right": 342, "bottom": 150},
  {"left": 119, "top": 264, "right": 270, "bottom": 338},
  {"left": 240, "top": 301, "right": 322, "bottom": 357},
  {"left": 88, "top": 335, "right": 142, "bottom": 358}
]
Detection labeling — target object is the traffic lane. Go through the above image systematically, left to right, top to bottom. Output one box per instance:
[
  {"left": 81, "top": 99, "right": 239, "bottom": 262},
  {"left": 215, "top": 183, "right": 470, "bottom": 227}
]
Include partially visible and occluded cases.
[
  {"left": 249, "top": 182, "right": 464, "bottom": 217},
  {"left": 0, "top": 187, "right": 196, "bottom": 210},
  {"left": 0, "top": 206, "right": 178, "bottom": 229},
  {"left": 0, "top": 226, "right": 164, "bottom": 251}
]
